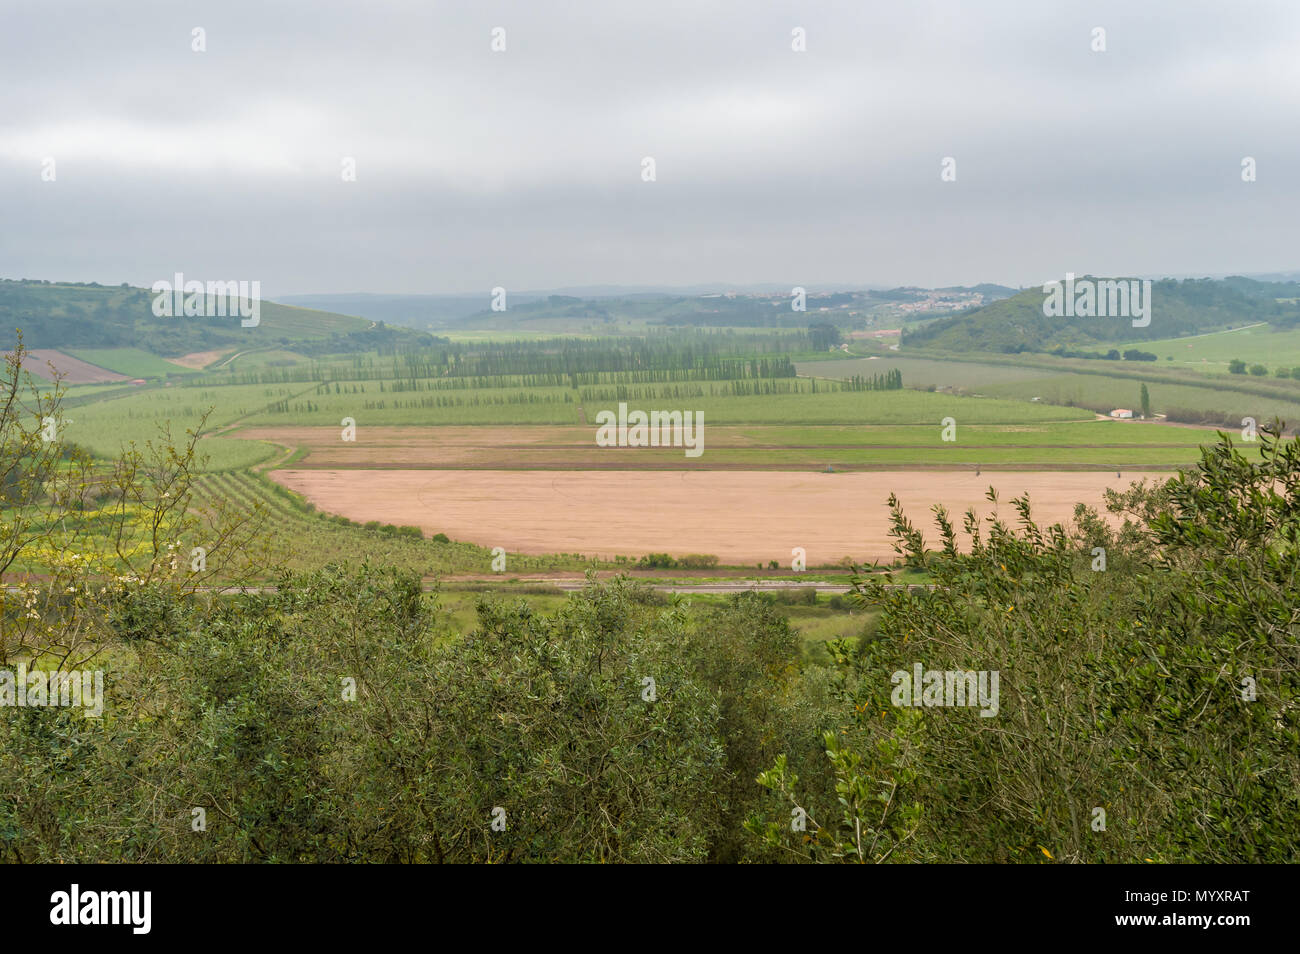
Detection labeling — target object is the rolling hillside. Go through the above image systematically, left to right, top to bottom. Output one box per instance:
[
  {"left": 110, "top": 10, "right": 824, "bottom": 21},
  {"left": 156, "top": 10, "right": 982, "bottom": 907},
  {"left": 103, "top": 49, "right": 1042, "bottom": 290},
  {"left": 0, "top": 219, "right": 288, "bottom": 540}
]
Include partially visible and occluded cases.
[
  {"left": 904, "top": 277, "right": 1300, "bottom": 354},
  {"left": 0, "top": 278, "right": 374, "bottom": 355}
]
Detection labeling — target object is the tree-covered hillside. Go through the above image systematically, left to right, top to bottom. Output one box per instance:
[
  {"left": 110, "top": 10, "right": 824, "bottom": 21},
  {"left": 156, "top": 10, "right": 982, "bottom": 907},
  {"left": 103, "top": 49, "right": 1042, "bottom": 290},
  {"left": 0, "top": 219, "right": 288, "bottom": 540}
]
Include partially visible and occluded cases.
[
  {"left": 904, "top": 277, "right": 1300, "bottom": 354},
  {"left": 0, "top": 279, "right": 379, "bottom": 355}
]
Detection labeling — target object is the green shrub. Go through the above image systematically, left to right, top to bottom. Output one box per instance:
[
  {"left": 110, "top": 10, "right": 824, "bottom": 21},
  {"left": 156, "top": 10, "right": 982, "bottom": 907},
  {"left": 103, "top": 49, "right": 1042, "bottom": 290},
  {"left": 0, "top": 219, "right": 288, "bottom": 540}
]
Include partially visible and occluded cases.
[{"left": 748, "top": 426, "right": 1300, "bottom": 863}]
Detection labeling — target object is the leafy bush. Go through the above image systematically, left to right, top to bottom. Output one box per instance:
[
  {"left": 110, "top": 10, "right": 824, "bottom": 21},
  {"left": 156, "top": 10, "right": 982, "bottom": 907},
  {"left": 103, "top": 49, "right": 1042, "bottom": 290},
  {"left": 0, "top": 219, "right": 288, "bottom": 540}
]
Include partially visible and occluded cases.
[{"left": 747, "top": 426, "right": 1299, "bottom": 863}]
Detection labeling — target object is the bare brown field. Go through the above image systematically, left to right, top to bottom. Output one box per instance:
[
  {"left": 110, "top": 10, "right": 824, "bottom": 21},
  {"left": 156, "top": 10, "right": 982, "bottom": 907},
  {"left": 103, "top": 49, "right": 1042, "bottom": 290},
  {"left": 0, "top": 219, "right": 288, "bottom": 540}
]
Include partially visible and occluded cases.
[
  {"left": 169, "top": 348, "right": 233, "bottom": 370},
  {"left": 15, "top": 349, "right": 130, "bottom": 383},
  {"left": 270, "top": 469, "right": 1162, "bottom": 565}
]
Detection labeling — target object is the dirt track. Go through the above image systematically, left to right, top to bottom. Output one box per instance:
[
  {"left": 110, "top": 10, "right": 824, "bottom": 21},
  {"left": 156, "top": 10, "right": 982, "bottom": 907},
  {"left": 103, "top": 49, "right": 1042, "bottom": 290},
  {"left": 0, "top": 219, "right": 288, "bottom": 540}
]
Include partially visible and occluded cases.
[{"left": 270, "top": 469, "right": 1162, "bottom": 565}]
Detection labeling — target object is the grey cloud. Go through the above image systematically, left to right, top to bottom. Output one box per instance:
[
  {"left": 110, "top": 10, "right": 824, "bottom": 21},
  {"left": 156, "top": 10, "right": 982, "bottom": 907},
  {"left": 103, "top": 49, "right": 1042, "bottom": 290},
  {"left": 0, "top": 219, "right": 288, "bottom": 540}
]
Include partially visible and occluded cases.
[{"left": 1, "top": 0, "right": 1297, "bottom": 294}]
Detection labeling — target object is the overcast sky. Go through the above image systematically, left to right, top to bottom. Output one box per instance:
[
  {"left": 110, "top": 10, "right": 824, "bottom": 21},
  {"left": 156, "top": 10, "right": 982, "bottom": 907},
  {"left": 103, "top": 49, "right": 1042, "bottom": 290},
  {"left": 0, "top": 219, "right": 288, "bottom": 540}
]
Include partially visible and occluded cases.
[{"left": 2, "top": 0, "right": 1298, "bottom": 297}]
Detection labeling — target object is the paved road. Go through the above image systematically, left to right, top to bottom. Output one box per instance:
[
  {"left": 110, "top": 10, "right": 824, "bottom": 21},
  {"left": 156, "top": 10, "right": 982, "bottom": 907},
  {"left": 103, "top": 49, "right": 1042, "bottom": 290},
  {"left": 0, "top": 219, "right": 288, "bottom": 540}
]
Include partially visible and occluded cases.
[
  {"left": 10, "top": 574, "right": 941, "bottom": 597},
  {"left": 532, "top": 579, "right": 860, "bottom": 594},
  {"left": 8, "top": 580, "right": 933, "bottom": 596},
  {"left": 185, "top": 580, "right": 930, "bottom": 596}
]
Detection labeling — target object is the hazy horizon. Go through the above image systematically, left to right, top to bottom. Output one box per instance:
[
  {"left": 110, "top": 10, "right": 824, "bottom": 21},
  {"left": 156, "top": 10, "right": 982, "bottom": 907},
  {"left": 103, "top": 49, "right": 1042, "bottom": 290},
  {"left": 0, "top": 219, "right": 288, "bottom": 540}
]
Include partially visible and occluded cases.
[{"left": 4, "top": 0, "right": 1299, "bottom": 297}]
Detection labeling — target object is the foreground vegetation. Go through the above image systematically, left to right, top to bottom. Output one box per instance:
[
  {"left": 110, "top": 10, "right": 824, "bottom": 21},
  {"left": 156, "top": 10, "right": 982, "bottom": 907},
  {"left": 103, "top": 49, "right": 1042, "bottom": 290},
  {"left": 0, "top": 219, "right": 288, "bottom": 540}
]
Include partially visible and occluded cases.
[{"left": 1, "top": 341, "right": 1295, "bottom": 862}]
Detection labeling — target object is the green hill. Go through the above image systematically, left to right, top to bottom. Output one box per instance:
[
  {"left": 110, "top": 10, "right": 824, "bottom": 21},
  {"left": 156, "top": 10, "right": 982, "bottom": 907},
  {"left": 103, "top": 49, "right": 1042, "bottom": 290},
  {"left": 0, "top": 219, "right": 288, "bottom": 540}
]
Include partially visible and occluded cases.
[
  {"left": 904, "top": 277, "right": 1300, "bottom": 354},
  {"left": 1, "top": 279, "right": 376, "bottom": 356}
]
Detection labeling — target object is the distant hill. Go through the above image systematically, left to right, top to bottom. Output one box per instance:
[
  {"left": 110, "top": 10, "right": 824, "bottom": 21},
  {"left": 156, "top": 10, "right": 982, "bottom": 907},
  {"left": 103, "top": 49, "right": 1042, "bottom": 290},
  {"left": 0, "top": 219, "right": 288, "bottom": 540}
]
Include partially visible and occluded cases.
[
  {"left": 1219, "top": 275, "right": 1300, "bottom": 300},
  {"left": 903, "top": 277, "right": 1300, "bottom": 354},
  {"left": 0, "top": 279, "right": 399, "bottom": 356},
  {"left": 281, "top": 282, "right": 897, "bottom": 325},
  {"left": 937, "top": 283, "right": 1019, "bottom": 299},
  {"left": 281, "top": 284, "right": 1003, "bottom": 331},
  {"left": 284, "top": 290, "right": 868, "bottom": 332},
  {"left": 276, "top": 292, "right": 516, "bottom": 330},
  {"left": 447, "top": 292, "right": 872, "bottom": 331}
]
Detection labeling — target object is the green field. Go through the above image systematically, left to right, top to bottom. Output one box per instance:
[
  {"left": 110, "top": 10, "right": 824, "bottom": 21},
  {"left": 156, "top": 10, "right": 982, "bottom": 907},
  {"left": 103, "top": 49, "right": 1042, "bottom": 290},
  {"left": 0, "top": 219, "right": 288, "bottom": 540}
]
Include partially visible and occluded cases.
[
  {"left": 255, "top": 301, "right": 372, "bottom": 338},
  {"left": 1111, "top": 323, "right": 1300, "bottom": 372},
  {"left": 7, "top": 324, "right": 1243, "bottom": 604},
  {"left": 47, "top": 347, "right": 1234, "bottom": 472},
  {"left": 68, "top": 347, "right": 196, "bottom": 378},
  {"left": 214, "top": 348, "right": 312, "bottom": 371},
  {"left": 804, "top": 354, "right": 1300, "bottom": 427},
  {"left": 808, "top": 356, "right": 1051, "bottom": 390},
  {"left": 222, "top": 375, "right": 1090, "bottom": 427},
  {"left": 42, "top": 380, "right": 145, "bottom": 401},
  {"left": 57, "top": 381, "right": 319, "bottom": 469},
  {"left": 241, "top": 381, "right": 581, "bottom": 425},
  {"left": 588, "top": 386, "right": 1082, "bottom": 426},
  {"left": 708, "top": 421, "right": 1222, "bottom": 469},
  {"left": 731, "top": 421, "right": 1206, "bottom": 446}
]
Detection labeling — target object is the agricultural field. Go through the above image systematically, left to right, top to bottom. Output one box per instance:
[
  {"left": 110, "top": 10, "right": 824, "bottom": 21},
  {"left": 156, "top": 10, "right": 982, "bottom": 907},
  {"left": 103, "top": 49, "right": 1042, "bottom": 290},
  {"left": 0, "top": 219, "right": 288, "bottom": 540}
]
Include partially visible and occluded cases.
[
  {"left": 254, "top": 300, "right": 373, "bottom": 338},
  {"left": 1110, "top": 323, "right": 1300, "bottom": 373},
  {"left": 18, "top": 327, "right": 1235, "bottom": 576},
  {"left": 67, "top": 347, "right": 196, "bottom": 378},
  {"left": 13, "top": 348, "right": 129, "bottom": 383},
  {"left": 167, "top": 348, "right": 234, "bottom": 370},
  {"left": 214, "top": 348, "right": 314, "bottom": 371},
  {"left": 192, "top": 350, "right": 386, "bottom": 384},
  {"left": 804, "top": 354, "right": 1300, "bottom": 426},
  {"left": 807, "top": 355, "right": 1053, "bottom": 390},
  {"left": 230, "top": 376, "right": 1084, "bottom": 428},
  {"left": 44, "top": 380, "right": 145, "bottom": 402},
  {"left": 240, "top": 380, "right": 581, "bottom": 425},
  {"left": 55, "top": 381, "right": 321, "bottom": 469},
  {"left": 583, "top": 383, "right": 1080, "bottom": 426},
  {"left": 233, "top": 420, "right": 1215, "bottom": 471},
  {"left": 270, "top": 467, "right": 1160, "bottom": 566},
  {"left": 194, "top": 471, "right": 620, "bottom": 576}
]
